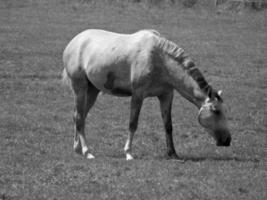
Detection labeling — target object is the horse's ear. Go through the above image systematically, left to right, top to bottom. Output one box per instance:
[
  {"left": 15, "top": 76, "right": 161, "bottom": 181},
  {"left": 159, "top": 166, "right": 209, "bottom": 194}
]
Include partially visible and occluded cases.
[
  {"left": 215, "top": 90, "right": 223, "bottom": 102},
  {"left": 205, "top": 97, "right": 210, "bottom": 104}
]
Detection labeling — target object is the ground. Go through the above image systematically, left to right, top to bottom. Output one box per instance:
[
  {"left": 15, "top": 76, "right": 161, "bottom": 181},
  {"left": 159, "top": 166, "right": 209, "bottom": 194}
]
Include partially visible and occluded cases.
[{"left": 0, "top": 0, "right": 266, "bottom": 199}]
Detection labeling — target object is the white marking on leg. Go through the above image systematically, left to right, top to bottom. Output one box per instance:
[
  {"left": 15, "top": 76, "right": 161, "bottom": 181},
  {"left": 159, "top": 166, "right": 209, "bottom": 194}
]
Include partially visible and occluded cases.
[
  {"left": 124, "top": 131, "right": 134, "bottom": 160},
  {"left": 73, "top": 139, "right": 80, "bottom": 150},
  {"left": 82, "top": 146, "right": 95, "bottom": 159},
  {"left": 82, "top": 146, "right": 89, "bottom": 155}
]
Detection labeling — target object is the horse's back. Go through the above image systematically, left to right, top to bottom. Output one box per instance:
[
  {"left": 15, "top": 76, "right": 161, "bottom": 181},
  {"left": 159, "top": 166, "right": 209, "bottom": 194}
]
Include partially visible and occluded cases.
[
  {"left": 63, "top": 29, "right": 160, "bottom": 94},
  {"left": 63, "top": 29, "right": 159, "bottom": 66}
]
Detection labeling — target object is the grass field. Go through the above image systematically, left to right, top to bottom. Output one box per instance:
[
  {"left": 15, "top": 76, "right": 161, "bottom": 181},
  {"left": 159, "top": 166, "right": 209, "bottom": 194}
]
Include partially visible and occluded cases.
[{"left": 0, "top": 0, "right": 266, "bottom": 199}]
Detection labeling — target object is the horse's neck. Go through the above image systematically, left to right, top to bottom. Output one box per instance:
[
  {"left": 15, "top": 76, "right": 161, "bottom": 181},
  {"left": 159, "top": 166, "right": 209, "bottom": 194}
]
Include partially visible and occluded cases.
[
  {"left": 156, "top": 37, "right": 210, "bottom": 108},
  {"left": 167, "top": 61, "right": 208, "bottom": 108}
]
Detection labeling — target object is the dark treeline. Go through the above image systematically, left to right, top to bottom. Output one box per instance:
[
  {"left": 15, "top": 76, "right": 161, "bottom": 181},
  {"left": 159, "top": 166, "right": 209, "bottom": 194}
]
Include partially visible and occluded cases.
[{"left": 78, "top": 0, "right": 267, "bottom": 10}]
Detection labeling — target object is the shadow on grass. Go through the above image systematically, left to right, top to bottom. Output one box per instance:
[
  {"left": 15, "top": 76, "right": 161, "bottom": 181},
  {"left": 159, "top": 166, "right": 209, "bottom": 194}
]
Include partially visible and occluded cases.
[
  {"left": 100, "top": 153, "right": 260, "bottom": 163},
  {"left": 129, "top": 154, "right": 260, "bottom": 163},
  {"left": 180, "top": 155, "right": 260, "bottom": 163}
]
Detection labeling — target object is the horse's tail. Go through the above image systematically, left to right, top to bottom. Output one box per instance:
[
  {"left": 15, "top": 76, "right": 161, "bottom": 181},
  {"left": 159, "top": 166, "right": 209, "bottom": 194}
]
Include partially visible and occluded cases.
[{"left": 61, "top": 68, "right": 71, "bottom": 87}]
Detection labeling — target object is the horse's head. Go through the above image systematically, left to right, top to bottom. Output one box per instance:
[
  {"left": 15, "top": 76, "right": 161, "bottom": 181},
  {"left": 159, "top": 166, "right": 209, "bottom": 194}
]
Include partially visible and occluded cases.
[{"left": 198, "top": 90, "right": 231, "bottom": 146}]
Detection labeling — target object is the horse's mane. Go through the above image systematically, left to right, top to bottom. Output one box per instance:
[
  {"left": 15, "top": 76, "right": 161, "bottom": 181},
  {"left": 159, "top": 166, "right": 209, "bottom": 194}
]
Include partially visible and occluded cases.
[
  {"left": 157, "top": 37, "right": 220, "bottom": 100},
  {"left": 157, "top": 37, "right": 195, "bottom": 67}
]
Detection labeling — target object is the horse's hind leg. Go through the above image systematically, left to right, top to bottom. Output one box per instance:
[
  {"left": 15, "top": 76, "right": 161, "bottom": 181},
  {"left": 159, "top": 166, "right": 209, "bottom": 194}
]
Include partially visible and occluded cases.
[{"left": 71, "top": 77, "right": 99, "bottom": 159}]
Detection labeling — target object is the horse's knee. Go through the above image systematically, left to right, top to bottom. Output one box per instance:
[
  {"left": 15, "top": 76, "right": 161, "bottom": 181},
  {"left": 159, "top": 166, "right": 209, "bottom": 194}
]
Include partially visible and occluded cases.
[{"left": 73, "top": 112, "right": 84, "bottom": 131}]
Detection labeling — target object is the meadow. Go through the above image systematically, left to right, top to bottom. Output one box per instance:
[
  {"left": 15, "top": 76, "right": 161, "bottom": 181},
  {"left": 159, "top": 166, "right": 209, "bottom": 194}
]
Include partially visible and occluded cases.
[{"left": 0, "top": 0, "right": 266, "bottom": 199}]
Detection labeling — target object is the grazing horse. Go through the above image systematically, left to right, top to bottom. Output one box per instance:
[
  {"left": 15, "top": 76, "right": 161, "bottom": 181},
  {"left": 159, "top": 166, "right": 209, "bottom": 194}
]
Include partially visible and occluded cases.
[{"left": 62, "top": 29, "right": 231, "bottom": 160}]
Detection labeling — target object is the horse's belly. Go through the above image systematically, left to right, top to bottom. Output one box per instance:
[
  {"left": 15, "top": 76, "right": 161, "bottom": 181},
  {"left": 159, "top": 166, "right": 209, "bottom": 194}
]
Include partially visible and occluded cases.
[
  {"left": 80, "top": 34, "right": 137, "bottom": 96},
  {"left": 87, "top": 64, "right": 132, "bottom": 97}
]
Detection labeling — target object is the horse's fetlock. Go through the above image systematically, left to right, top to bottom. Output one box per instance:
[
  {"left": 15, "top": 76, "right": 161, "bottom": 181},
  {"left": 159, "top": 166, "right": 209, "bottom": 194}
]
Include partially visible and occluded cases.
[{"left": 129, "top": 123, "right": 137, "bottom": 132}]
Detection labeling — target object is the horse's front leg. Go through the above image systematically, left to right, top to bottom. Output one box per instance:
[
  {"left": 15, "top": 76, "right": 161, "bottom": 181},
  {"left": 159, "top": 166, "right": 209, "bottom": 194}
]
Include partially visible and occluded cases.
[
  {"left": 158, "top": 91, "right": 179, "bottom": 159},
  {"left": 124, "top": 95, "right": 143, "bottom": 160}
]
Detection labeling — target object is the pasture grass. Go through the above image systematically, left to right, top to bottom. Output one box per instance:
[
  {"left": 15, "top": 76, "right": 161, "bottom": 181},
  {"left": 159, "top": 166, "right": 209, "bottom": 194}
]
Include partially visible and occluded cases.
[{"left": 0, "top": 0, "right": 266, "bottom": 199}]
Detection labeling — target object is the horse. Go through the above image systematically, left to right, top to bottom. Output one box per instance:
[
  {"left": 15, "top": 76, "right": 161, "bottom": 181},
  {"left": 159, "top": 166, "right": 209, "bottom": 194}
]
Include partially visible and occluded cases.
[{"left": 62, "top": 29, "right": 231, "bottom": 160}]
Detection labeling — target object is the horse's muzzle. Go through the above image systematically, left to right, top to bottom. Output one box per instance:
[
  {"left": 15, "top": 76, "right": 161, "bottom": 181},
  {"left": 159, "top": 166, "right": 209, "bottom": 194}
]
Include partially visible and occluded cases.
[{"left": 216, "top": 135, "right": 231, "bottom": 147}]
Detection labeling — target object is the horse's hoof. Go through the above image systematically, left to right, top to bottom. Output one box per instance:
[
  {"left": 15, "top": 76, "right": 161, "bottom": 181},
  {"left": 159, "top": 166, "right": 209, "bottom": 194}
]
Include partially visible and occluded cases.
[
  {"left": 83, "top": 149, "right": 95, "bottom": 159},
  {"left": 86, "top": 153, "right": 95, "bottom": 159},
  {"left": 126, "top": 153, "right": 134, "bottom": 161},
  {"left": 167, "top": 153, "right": 184, "bottom": 162},
  {"left": 175, "top": 158, "right": 185, "bottom": 163}
]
